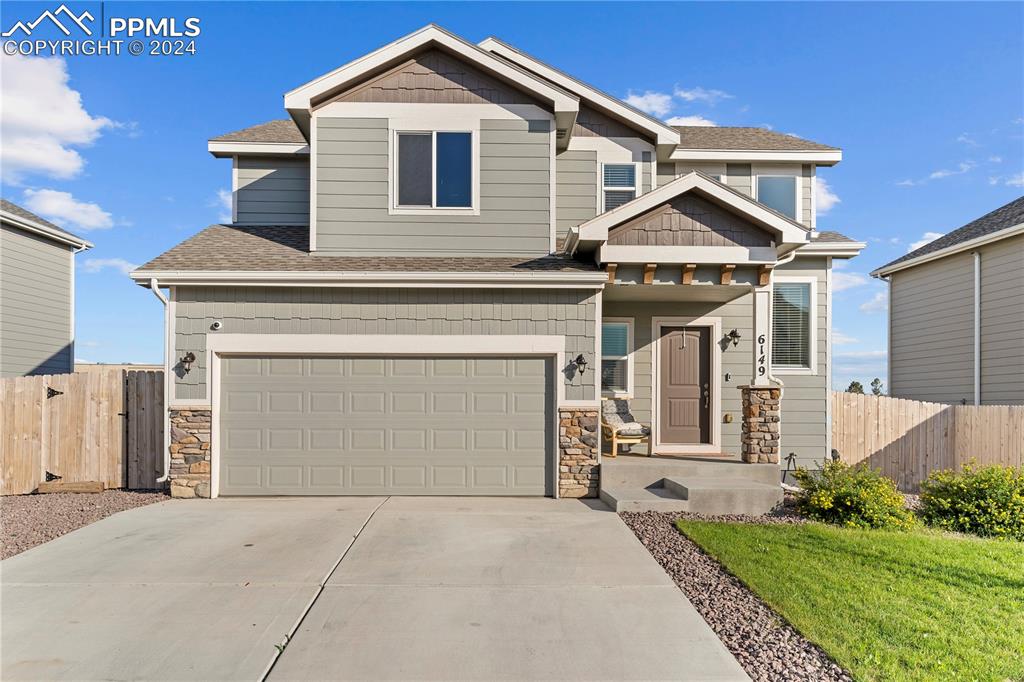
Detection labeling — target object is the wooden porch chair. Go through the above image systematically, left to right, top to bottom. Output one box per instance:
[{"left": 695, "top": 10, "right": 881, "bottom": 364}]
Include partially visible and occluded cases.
[{"left": 600, "top": 399, "right": 651, "bottom": 457}]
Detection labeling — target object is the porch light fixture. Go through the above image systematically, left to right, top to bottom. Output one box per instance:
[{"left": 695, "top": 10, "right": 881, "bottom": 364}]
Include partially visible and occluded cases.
[
  {"left": 727, "top": 329, "right": 742, "bottom": 347},
  {"left": 180, "top": 351, "right": 196, "bottom": 373},
  {"left": 573, "top": 354, "right": 588, "bottom": 374}
]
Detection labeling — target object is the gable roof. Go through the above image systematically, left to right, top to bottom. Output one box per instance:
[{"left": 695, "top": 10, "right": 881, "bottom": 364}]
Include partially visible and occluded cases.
[
  {"left": 283, "top": 25, "right": 579, "bottom": 140},
  {"left": 478, "top": 36, "right": 680, "bottom": 148},
  {"left": 674, "top": 127, "right": 838, "bottom": 151},
  {"left": 574, "top": 171, "right": 810, "bottom": 248},
  {"left": 872, "top": 196, "right": 1024, "bottom": 277},
  {"left": 0, "top": 199, "right": 92, "bottom": 250},
  {"left": 131, "top": 225, "right": 602, "bottom": 285}
]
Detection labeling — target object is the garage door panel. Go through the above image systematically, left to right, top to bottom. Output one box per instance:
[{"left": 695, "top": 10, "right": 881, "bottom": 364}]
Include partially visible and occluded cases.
[{"left": 219, "top": 355, "right": 551, "bottom": 496}]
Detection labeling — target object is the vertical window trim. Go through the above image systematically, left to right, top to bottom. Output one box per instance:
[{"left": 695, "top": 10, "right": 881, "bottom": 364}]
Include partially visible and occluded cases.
[
  {"left": 390, "top": 128, "right": 478, "bottom": 215},
  {"left": 601, "top": 162, "right": 639, "bottom": 213},
  {"left": 755, "top": 173, "right": 800, "bottom": 222},
  {"left": 771, "top": 276, "right": 818, "bottom": 375},
  {"left": 601, "top": 317, "right": 635, "bottom": 397}
]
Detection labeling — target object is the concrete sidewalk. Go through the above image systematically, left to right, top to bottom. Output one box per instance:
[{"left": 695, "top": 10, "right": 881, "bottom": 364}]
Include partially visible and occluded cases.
[{"left": 1, "top": 497, "right": 747, "bottom": 681}]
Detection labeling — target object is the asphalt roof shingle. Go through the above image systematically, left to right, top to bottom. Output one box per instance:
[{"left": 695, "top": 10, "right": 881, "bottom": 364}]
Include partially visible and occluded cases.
[
  {"left": 210, "top": 120, "right": 307, "bottom": 144},
  {"left": 673, "top": 126, "right": 838, "bottom": 151},
  {"left": 876, "top": 196, "right": 1024, "bottom": 272},
  {"left": 1, "top": 198, "right": 89, "bottom": 245},
  {"left": 136, "top": 225, "right": 598, "bottom": 274},
  {"left": 811, "top": 231, "right": 860, "bottom": 244}
]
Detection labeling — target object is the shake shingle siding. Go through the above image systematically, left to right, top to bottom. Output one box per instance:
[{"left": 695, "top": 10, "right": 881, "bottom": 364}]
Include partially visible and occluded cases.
[
  {"left": 314, "top": 117, "right": 551, "bottom": 256},
  {"left": 236, "top": 156, "right": 309, "bottom": 224},
  {"left": 172, "top": 287, "right": 596, "bottom": 403}
]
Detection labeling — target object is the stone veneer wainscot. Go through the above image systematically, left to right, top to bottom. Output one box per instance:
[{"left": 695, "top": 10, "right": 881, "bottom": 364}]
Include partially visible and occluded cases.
[
  {"left": 740, "top": 386, "right": 781, "bottom": 464},
  {"left": 558, "top": 407, "right": 599, "bottom": 498},
  {"left": 169, "top": 409, "right": 212, "bottom": 498}
]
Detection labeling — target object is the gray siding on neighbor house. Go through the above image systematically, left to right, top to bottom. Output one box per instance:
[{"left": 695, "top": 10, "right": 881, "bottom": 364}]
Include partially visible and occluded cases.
[
  {"left": 315, "top": 117, "right": 551, "bottom": 256},
  {"left": 555, "top": 149, "right": 597, "bottom": 239},
  {"left": 236, "top": 156, "right": 309, "bottom": 224},
  {"left": 0, "top": 224, "right": 73, "bottom": 377},
  {"left": 979, "top": 234, "right": 1024, "bottom": 404},
  {"left": 889, "top": 251, "right": 975, "bottom": 404},
  {"left": 602, "top": 257, "right": 830, "bottom": 467},
  {"left": 172, "top": 287, "right": 596, "bottom": 403}
]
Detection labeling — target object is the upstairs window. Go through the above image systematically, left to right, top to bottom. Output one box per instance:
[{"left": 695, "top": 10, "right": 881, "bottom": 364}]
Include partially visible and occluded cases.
[
  {"left": 396, "top": 131, "right": 472, "bottom": 209},
  {"left": 603, "top": 164, "right": 637, "bottom": 211},
  {"left": 756, "top": 175, "right": 797, "bottom": 220},
  {"left": 772, "top": 281, "right": 814, "bottom": 371},
  {"left": 601, "top": 320, "right": 633, "bottom": 396}
]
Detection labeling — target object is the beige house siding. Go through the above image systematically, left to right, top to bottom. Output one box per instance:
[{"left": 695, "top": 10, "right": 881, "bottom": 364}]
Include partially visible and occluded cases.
[
  {"left": 555, "top": 149, "right": 598, "bottom": 239},
  {"left": 236, "top": 156, "right": 309, "bottom": 225},
  {"left": 0, "top": 224, "right": 73, "bottom": 377},
  {"left": 979, "top": 233, "right": 1024, "bottom": 404},
  {"left": 172, "top": 286, "right": 597, "bottom": 404}
]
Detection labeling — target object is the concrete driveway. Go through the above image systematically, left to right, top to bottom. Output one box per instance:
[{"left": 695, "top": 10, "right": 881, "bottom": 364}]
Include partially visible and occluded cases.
[{"left": 1, "top": 497, "right": 746, "bottom": 681}]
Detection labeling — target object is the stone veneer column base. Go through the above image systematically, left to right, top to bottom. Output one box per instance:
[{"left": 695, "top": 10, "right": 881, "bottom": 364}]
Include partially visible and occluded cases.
[
  {"left": 741, "top": 386, "right": 781, "bottom": 464},
  {"left": 558, "top": 408, "right": 599, "bottom": 498},
  {"left": 169, "top": 409, "right": 212, "bottom": 498}
]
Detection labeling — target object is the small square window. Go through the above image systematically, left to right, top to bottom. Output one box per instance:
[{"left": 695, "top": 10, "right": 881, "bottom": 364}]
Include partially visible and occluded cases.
[
  {"left": 395, "top": 131, "right": 473, "bottom": 209},
  {"left": 603, "top": 164, "right": 637, "bottom": 212},
  {"left": 757, "top": 176, "right": 797, "bottom": 219}
]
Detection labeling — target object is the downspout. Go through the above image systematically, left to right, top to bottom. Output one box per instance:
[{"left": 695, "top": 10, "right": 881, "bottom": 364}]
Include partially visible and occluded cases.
[
  {"left": 973, "top": 251, "right": 981, "bottom": 406},
  {"left": 148, "top": 278, "right": 172, "bottom": 483}
]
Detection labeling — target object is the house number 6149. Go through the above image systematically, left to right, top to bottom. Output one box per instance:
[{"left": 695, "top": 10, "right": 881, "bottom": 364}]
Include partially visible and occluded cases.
[{"left": 757, "top": 334, "right": 767, "bottom": 376}]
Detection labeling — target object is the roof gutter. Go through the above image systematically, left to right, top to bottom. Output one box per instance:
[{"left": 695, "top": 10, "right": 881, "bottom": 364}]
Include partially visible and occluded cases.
[
  {"left": 1, "top": 210, "right": 93, "bottom": 250},
  {"left": 129, "top": 270, "right": 608, "bottom": 287},
  {"left": 147, "top": 279, "right": 172, "bottom": 485}
]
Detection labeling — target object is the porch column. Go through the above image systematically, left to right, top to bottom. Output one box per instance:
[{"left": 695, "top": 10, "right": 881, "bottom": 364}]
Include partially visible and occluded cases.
[{"left": 741, "top": 286, "right": 780, "bottom": 463}]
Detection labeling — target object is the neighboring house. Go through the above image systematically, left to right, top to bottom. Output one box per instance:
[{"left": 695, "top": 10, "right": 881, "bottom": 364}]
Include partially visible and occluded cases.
[
  {"left": 130, "top": 25, "right": 863, "bottom": 500},
  {"left": 872, "top": 196, "right": 1024, "bottom": 406},
  {"left": 1, "top": 200, "right": 92, "bottom": 378}
]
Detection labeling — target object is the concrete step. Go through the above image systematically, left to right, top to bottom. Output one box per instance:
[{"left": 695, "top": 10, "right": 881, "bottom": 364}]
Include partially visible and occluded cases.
[
  {"left": 601, "top": 458, "right": 780, "bottom": 488},
  {"left": 663, "top": 477, "right": 783, "bottom": 516},
  {"left": 599, "top": 486, "right": 690, "bottom": 512}
]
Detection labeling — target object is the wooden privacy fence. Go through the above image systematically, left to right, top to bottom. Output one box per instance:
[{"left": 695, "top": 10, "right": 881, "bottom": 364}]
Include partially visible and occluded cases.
[
  {"left": 1, "top": 369, "right": 164, "bottom": 495},
  {"left": 832, "top": 392, "right": 1024, "bottom": 491}
]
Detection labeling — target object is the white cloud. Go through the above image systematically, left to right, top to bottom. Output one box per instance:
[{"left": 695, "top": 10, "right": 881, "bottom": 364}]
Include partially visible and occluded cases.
[
  {"left": 0, "top": 54, "right": 115, "bottom": 183},
  {"left": 673, "top": 86, "right": 732, "bottom": 105},
  {"left": 624, "top": 90, "right": 673, "bottom": 117},
  {"left": 665, "top": 115, "right": 716, "bottom": 127},
  {"left": 955, "top": 133, "right": 978, "bottom": 147},
  {"left": 989, "top": 155, "right": 1003, "bottom": 163},
  {"left": 897, "top": 161, "right": 976, "bottom": 187},
  {"left": 1007, "top": 172, "right": 1024, "bottom": 187},
  {"left": 815, "top": 177, "right": 841, "bottom": 215},
  {"left": 22, "top": 188, "right": 113, "bottom": 230},
  {"left": 212, "top": 188, "right": 232, "bottom": 222},
  {"left": 909, "top": 231, "right": 943, "bottom": 252},
  {"left": 82, "top": 258, "right": 138, "bottom": 275},
  {"left": 833, "top": 271, "right": 868, "bottom": 292},
  {"left": 859, "top": 291, "right": 888, "bottom": 314},
  {"left": 832, "top": 330, "right": 859, "bottom": 346}
]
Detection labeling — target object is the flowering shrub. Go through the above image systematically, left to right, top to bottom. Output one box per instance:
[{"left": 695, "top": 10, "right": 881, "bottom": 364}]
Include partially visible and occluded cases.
[
  {"left": 793, "top": 460, "right": 915, "bottom": 530},
  {"left": 919, "top": 464, "right": 1024, "bottom": 541}
]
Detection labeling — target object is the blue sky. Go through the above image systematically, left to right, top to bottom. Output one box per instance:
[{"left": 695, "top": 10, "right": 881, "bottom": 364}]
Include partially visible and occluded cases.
[{"left": 2, "top": 1, "right": 1021, "bottom": 389}]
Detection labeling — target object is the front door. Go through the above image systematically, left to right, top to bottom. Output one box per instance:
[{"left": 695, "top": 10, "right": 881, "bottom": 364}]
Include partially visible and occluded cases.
[{"left": 659, "top": 327, "right": 711, "bottom": 444}]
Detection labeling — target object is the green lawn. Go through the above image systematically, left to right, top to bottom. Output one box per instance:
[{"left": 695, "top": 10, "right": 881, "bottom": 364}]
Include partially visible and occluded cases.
[{"left": 676, "top": 520, "right": 1024, "bottom": 682}]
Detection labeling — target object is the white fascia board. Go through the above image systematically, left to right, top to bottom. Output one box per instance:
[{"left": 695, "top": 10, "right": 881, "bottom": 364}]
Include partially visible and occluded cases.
[
  {"left": 284, "top": 25, "right": 578, "bottom": 116},
  {"left": 479, "top": 37, "right": 680, "bottom": 148},
  {"left": 208, "top": 141, "right": 309, "bottom": 158},
  {"left": 670, "top": 149, "right": 843, "bottom": 165},
  {"left": 577, "top": 171, "right": 810, "bottom": 245},
  {"left": 1, "top": 211, "right": 92, "bottom": 250},
  {"left": 870, "top": 223, "right": 1024, "bottom": 277},
  {"left": 797, "top": 241, "right": 866, "bottom": 258},
  {"left": 598, "top": 245, "right": 778, "bottom": 265},
  {"left": 129, "top": 270, "right": 607, "bottom": 288}
]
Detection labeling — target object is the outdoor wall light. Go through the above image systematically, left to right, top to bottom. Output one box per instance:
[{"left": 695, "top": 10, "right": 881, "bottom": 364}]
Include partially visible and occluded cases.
[
  {"left": 727, "top": 329, "right": 742, "bottom": 347},
  {"left": 180, "top": 352, "right": 196, "bottom": 373},
  {"left": 573, "top": 354, "right": 588, "bottom": 374}
]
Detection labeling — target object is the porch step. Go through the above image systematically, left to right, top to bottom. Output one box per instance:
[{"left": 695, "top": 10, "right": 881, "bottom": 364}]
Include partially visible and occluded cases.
[
  {"left": 601, "top": 458, "right": 780, "bottom": 488},
  {"left": 663, "top": 477, "right": 783, "bottom": 516},
  {"left": 599, "top": 485, "right": 690, "bottom": 512}
]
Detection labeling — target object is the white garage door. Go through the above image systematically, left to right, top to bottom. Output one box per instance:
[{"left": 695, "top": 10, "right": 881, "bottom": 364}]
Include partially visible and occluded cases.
[{"left": 218, "top": 356, "right": 552, "bottom": 496}]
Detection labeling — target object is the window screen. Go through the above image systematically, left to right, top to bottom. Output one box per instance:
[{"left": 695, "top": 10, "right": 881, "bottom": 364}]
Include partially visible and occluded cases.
[
  {"left": 397, "top": 133, "right": 432, "bottom": 206},
  {"left": 757, "top": 176, "right": 797, "bottom": 219},
  {"left": 772, "top": 283, "right": 811, "bottom": 368}
]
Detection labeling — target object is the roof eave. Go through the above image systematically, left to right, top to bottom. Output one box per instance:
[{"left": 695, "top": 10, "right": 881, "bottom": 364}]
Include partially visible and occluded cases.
[
  {"left": 208, "top": 141, "right": 310, "bottom": 158},
  {"left": 670, "top": 148, "right": 842, "bottom": 165},
  {"left": 1, "top": 209, "right": 92, "bottom": 250},
  {"left": 871, "top": 222, "right": 1024, "bottom": 278},
  {"left": 797, "top": 241, "right": 866, "bottom": 258},
  {"left": 129, "top": 269, "right": 607, "bottom": 287}
]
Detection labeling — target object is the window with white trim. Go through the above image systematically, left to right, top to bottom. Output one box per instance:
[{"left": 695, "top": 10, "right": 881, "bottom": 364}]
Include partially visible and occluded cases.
[
  {"left": 396, "top": 131, "right": 473, "bottom": 209},
  {"left": 602, "top": 164, "right": 637, "bottom": 211},
  {"left": 757, "top": 175, "right": 797, "bottom": 219},
  {"left": 772, "top": 282, "right": 812, "bottom": 369},
  {"left": 601, "top": 320, "right": 633, "bottom": 395}
]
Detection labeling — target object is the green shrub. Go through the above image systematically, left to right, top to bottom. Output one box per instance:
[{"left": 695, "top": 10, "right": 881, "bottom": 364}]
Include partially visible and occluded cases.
[
  {"left": 793, "top": 460, "right": 915, "bottom": 530},
  {"left": 919, "top": 464, "right": 1024, "bottom": 541}
]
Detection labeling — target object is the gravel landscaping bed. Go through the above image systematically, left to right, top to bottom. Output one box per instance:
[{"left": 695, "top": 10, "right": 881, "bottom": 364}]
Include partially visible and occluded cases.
[
  {"left": 1, "top": 490, "right": 169, "bottom": 560},
  {"left": 621, "top": 511, "right": 853, "bottom": 682}
]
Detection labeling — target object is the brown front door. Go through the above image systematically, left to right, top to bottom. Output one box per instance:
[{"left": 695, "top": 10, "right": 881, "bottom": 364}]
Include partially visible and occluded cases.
[{"left": 659, "top": 327, "right": 711, "bottom": 444}]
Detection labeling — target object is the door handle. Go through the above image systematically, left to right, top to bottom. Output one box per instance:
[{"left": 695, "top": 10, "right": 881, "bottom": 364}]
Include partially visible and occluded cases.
[{"left": 703, "top": 385, "right": 710, "bottom": 409}]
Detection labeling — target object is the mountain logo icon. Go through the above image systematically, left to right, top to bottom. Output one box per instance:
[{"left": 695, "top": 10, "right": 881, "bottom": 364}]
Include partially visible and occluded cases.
[{"left": 2, "top": 4, "right": 95, "bottom": 37}]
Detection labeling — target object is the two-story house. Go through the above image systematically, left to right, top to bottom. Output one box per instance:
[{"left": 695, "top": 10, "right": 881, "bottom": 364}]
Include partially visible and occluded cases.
[{"left": 131, "top": 25, "right": 863, "bottom": 504}]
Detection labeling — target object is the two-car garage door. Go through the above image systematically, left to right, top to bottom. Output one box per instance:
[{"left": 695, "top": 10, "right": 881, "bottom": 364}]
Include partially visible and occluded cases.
[{"left": 218, "top": 356, "right": 553, "bottom": 496}]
